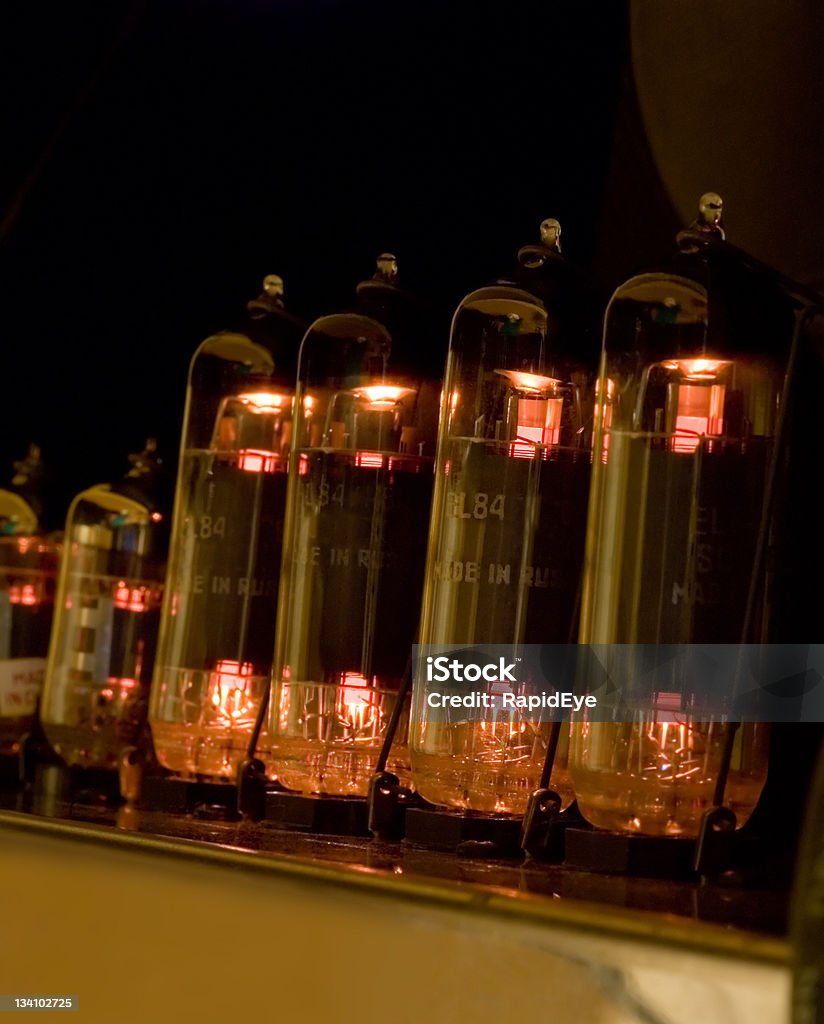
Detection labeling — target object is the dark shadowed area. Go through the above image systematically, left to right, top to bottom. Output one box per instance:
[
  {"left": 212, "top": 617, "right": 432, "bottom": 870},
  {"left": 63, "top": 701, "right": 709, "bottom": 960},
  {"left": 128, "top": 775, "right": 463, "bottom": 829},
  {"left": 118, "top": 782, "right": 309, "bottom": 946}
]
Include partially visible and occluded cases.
[{"left": 0, "top": 0, "right": 630, "bottom": 516}]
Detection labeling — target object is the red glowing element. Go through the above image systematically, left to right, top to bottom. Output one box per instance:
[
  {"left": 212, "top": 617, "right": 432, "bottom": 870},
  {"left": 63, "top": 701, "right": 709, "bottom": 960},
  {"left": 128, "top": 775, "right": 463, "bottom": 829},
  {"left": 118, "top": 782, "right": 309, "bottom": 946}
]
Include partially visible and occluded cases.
[
  {"left": 660, "top": 357, "right": 730, "bottom": 453},
  {"left": 495, "top": 369, "right": 565, "bottom": 460},
  {"left": 673, "top": 382, "right": 726, "bottom": 453},
  {"left": 510, "top": 396, "right": 564, "bottom": 459},
  {"left": 509, "top": 442, "right": 539, "bottom": 459},
  {"left": 238, "top": 448, "right": 279, "bottom": 473},
  {"left": 355, "top": 452, "right": 385, "bottom": 469},
  {"left": 9, "top": 583, "right": 38, "bottom": 606},
  {"left": 114, "top": 583, "right": 149, "bottom": 613},
  {"left": 210, "top": 659, "right": 256, "bottom": 721},
  {"left": 214, "top": 659, "right": 253, "bottom": 678},
  {"left": 339, "top": 672, "right": 370, "bottom": 705},
  {"left": 335, "top": 673, "right": 379, "bottom": 733},
  {"left": 337, "top": 673, "right": 377, "bottom": 734},
  {"left": 104, "top": 677, "right": 139, "bottom": 694}
]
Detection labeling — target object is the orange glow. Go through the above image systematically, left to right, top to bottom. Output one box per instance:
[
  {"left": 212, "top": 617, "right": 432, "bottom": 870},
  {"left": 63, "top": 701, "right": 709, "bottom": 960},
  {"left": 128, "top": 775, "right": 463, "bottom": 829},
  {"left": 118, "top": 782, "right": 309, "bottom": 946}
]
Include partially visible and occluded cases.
[
  {"left": 660, "top": 357, "right": 731, "bottom": 453},
  {"left": 661, "top": 358, "right": 731, "bottom": 381},
  {"left": 495, "top": 369, "right": 562, "bottom": 395},
  {"left": 497, "top": 369, "right": 565, "bottom": 459},
  {"left": 601, "top": 377, "right": 616, "bottom": 400},
  {"left": 596, "top": 378, "right": 616, "bottom": 463},
  {"left": 673, "top": 382, "right": 726, "bottom": 453},
  {"left": 351, "top": 384, "right": 416, "bottom": 409},
  {"left": 440, "top": 389, "right": 459, "bottom": 418},
  {"left": 238, "top": 391, "right": 291, "bottom": 412},
  {"left": 510, "top": 396, "right": 564, "bottom": 459},
  {"left": 518, "top": 396, "right": 563, "bottom": 444},
  {"left": 238, "top": 448, "right": 279, "bottom": 473},
  {"left": 355, "top": 452, "right": 384, "bottom": 469},
  {"left": 151, "top": 512, "right": 163, "bottom": 522},
  {"left": 9, "top": 583, "right": 38, "bottom": 606},
  {"left": 114, "top": 583, "right": 148, "bottom": 613},
  {"left": 209, "top": 659, "right": 256, "bottom": 721},
  {"left": 337, "top": 672, "right": 377, "bottom": 733},
  {"left": 339, "top": 672, "right": 370, "bottom": 706},
  {"left": 104, "top": 676, "right": 139, "bottom": 693},
  {"left": 481, "top": 679, "right": 526, "bottom": 746},
  {"left": 643, "top": 704, "right": 705, "bottom": 783}
]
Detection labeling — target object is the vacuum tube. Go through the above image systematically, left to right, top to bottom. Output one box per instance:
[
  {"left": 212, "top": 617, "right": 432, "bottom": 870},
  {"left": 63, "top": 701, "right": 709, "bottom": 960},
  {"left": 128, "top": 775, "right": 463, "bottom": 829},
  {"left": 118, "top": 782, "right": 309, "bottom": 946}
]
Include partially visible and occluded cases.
[
  {"left": 570, "top": 195, "right": 789, "bottom": 838},
  {"left": 410, "top": 221, "right": 596, "bottom": 816},
  {"left": 269, "top": 255, "right": 439, "bottom": 797},
  {"left": 149, "top": 275, "right": 303, "bottom": 781},
  {"left": 40, "top": 441, "right": 170, "bottom": 770},
  {"left": 0, "top": 446, "right": 60, "bottom": 759}
]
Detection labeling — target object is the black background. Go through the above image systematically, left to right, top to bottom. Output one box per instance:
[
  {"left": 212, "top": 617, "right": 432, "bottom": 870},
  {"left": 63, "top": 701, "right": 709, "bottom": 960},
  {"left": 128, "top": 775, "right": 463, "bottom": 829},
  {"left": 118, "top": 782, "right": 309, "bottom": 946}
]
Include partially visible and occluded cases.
[{"left": 1, "top": 0, "right": 630, "bottom": 517}]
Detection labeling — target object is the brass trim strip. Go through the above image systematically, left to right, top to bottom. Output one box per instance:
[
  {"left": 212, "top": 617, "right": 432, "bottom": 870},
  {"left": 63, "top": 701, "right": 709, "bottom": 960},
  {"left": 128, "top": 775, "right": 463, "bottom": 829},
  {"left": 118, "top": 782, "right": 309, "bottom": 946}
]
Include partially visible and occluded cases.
[{"left": 0, "top": 809, "right": 789, "bottom": 966}]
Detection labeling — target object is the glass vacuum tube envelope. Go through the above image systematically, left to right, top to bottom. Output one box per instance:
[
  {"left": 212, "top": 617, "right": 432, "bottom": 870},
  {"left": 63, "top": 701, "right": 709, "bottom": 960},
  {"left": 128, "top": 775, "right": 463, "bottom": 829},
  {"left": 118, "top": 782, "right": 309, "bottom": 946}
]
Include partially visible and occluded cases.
[
  {"left": 571, "top": 201, "right": 791, "bottom": 837},
  {"left": 411, "top": 224, "right": 597, "bottom": 816},
  {"left": 270, "top": 259, "right": 439, "bottom": 797},
  {"left": 149, "top": 278, "right": 302, "bottom": 781},
  {"left": 41, "top": 441, "right": 169, "bottom": 770},
  {"left": 0, "top": 446, "right": 60, "bottom": 757}
]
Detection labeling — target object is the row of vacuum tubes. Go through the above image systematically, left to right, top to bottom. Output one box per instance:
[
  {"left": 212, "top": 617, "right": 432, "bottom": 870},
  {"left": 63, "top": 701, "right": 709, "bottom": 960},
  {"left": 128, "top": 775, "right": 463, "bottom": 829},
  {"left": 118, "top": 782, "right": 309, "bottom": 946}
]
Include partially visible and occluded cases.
[{"left": 0, "top": 194, "right": 796, "bottom": 854}]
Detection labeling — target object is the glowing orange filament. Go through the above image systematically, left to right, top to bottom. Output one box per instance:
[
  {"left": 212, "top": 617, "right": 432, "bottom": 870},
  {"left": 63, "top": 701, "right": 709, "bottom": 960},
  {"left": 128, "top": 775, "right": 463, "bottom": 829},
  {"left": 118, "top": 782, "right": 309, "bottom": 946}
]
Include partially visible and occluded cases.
[
  {"left": 351, "top": 384, "right": 416, "bottom": 409},
  {"left": 238, "top": 391, "right": 291, "bottom": 412},
  {"left": 238, "top": 448, "right": 279, "bottom": 473},
  {"left": 114, "top": 583, "right": 148, "bottom": 613},
  {"left": 209, "top": 660, "right": 255, "bottom": 721}
]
